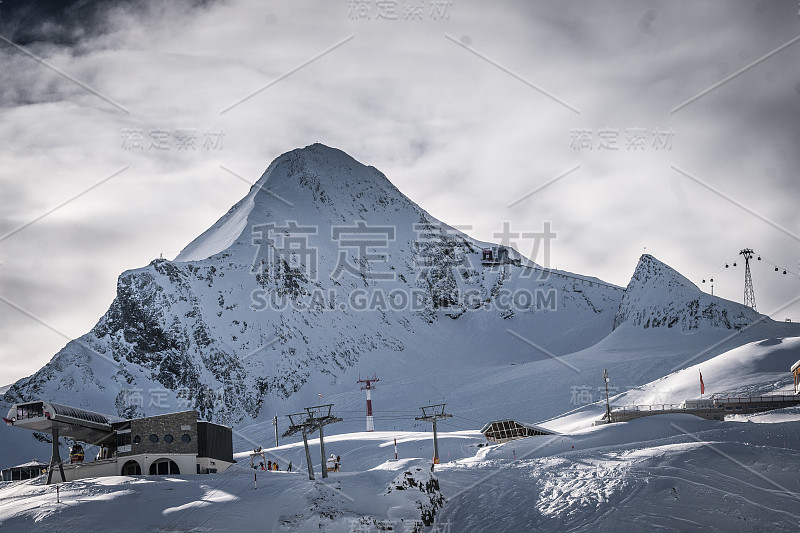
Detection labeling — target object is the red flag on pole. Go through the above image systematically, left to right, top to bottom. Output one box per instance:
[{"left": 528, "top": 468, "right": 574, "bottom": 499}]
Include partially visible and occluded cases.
[{"left": 700, "top": 371, "right": 705, "bottom": 396}]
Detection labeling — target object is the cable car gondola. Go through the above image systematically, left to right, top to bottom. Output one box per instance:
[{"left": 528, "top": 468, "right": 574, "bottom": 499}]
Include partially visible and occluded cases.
[{"left": 69, "top": 444, "right": 84, "bottom": 463}]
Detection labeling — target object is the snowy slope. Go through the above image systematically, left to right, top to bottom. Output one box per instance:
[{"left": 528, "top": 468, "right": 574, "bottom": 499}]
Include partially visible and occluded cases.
[
  {"left": 621, "top": 336, "right": 800, "bottom": 405},
  {"left": 2, "top": 413, "right": 799, "bottom": 532},
  {"left": 437, "top": 413, "right": 800, "bottom": 531}
]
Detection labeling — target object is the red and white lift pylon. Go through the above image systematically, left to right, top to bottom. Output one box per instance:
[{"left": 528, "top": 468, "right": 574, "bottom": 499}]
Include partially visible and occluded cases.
[{"left": 357, "top": 374, "right": 379, "bottom": 432}]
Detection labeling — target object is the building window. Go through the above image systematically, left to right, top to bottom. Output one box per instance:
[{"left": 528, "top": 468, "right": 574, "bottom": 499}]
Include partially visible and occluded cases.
[
  {"left": 17, "top": 403, "right": 44, "bottom": 420},
  {"left": 117, "top": 429, "right": 132, "bottom": 452},
  {"left": 149, "top": 434, "right": 159, "bottom": 443},
  {"left": 164, "top": 434, "right": 174, "bottom": 443},
  {"left": 181, "top": 434, "right": 191, "bottom": 443},
  {"left": 133, "top": 435, "right": 141, "bottom": 445},
  {"left": 149, "top": 459, "right": 180, "bottom": 475},
  {"left": 121, "top": 460, "right": 141, "bottom": 475}
]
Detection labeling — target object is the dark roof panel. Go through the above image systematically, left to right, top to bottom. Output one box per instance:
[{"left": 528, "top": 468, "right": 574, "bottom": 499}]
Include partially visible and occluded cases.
[{"left": 47, "top": 402, "right": 112, "bottom": 425}]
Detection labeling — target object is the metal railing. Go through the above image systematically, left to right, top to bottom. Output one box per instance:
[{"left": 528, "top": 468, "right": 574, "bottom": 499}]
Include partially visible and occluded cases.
[
  {"left": 610, "top": 394, "right": 800, "bottom": 414},
  {"left": 712, "top": 394, "right": 800, "bottom": 406},
  {"left": 612, "top": 404, "right": 688, "bottom": 414}
]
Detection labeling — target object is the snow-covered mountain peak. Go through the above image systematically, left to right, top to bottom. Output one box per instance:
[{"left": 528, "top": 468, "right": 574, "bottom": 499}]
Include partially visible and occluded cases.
[
  {"left": 176, "top": 144, "right": 424, "bottom": 263},
  {"left": 255, "top": 144, "right": 389, "bottom": 196},
  {"left": 613, "top": 254, "right": 761, "bottom": 331},
  {"left": 621, "top": 254, "right": 708, "bottom": 300},
  {"left": 629, "top": 254, "right": 695, "bottom": 288}
]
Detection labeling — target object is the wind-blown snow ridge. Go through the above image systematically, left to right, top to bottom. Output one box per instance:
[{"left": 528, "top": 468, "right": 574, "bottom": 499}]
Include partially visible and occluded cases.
[{"left": 175, "top": 189, "right": 257, "bottom": 263}]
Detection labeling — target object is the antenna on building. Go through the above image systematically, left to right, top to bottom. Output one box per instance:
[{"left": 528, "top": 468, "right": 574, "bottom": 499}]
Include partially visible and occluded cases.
[{"left": 357, "top": 374, "right": 379, "bottom": 432}]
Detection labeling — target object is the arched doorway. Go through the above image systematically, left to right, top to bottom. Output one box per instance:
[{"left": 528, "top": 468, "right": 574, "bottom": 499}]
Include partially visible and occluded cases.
[
  {"left": 149, "top": 458, "right": 180, "bottom": 475},
  {"left": 121, "top": 460, "right": 142, "bottom": 476}
]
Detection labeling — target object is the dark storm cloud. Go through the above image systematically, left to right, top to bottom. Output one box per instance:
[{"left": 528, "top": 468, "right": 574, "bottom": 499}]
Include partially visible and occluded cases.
[
  {"left": 0, "top": 0, "right": 218, "bottom": 46},
  {"left": 0, "top": 0, "right": 106, "bottom": 46}
]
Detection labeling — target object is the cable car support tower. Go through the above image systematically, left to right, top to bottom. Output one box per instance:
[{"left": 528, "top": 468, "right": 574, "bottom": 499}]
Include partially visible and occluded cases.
[
  {"left": 740, "top": 248, "right": 756, "bottom": 312},
  {"left": 358, "top": 374, "right": 379, "bottom": 432}
]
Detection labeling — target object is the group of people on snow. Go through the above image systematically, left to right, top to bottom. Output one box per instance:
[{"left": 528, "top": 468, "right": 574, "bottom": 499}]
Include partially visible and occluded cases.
[
  {"left": 253, "top": 452, "right": 346, "bottom": 474},
  {"left": 326, "top": 454, "right": 342, "bottom": 473},
  {"left": 257, "top": 455, "right": 342, "bottom": 473},
  {"left": 255, "top": 460, "right": 294, "bottom": 472}
]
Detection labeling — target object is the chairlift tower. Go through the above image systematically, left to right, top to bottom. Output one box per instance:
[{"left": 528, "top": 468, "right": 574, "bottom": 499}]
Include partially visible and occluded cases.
[
  {"left": 740, "top": 248, "right": 757, "bottom": 312},
  {"left": 357, "top": 374, "right": 379, "bottom": 432},
  {"left": 283, "top": 404, "right": 342, "bottom": 480},
  {"left": 416, "top": 404, "right": 452, "bottom": 467}
]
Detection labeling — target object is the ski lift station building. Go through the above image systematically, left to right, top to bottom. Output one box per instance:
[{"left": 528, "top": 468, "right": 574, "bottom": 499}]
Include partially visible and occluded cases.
[
  {"left": 792, "top": 359, "right": 800, "bottom": 394},
  {"left": 4, "top": 400, "right": 234, "bottom": 483},
  {"left": 480, "top": 419, "right": 557, "bottom": 444},
  {"left": 1, "top": 460, "right": 48, "bottom": 482}
]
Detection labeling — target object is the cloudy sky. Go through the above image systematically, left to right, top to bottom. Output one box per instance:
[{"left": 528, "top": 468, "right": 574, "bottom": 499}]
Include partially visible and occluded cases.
[{"left": 1, "top": 0, "right": 799, "bottom": 386}]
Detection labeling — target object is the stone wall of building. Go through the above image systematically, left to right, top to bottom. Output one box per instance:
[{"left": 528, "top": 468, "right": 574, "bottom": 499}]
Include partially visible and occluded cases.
[{"left": 121, "top": 411, "right": 198, "bottom": 457}]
